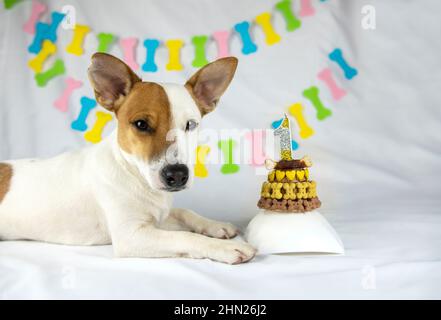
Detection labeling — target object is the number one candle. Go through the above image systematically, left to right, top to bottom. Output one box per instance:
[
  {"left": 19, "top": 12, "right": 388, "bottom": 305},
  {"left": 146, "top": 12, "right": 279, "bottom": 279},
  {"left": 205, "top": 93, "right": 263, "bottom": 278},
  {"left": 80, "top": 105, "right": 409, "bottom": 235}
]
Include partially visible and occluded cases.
[{"left": 274, "top": 114, "right": 293, "bottom": 160}]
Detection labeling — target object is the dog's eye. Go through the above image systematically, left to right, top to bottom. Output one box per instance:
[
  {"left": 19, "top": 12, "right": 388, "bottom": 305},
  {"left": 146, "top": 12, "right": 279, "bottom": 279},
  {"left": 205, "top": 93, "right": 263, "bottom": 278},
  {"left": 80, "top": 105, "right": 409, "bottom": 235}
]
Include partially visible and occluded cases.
[
  {"left": 133, "top": 120, "right": 152, "bottom": 133},
  {"left": 185, "top": 120, "right": 198, "bottom": 132}
]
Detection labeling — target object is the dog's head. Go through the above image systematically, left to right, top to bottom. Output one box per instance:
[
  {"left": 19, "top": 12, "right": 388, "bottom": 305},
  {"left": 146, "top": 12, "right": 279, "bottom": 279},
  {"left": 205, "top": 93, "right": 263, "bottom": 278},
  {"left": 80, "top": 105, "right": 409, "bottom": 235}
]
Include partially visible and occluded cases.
[{"left": 88, "top": 53, "right": 237, "bottom": 192}]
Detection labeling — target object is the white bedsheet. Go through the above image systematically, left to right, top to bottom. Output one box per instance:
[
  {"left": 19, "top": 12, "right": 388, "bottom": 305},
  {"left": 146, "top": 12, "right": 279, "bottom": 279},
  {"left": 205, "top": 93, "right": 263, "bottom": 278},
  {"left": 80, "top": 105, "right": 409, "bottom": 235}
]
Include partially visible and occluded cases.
[
  {"left": 1, "top": 0, "right": 441, "bottom": 299},
  {"left": 1, "top": 203, "right": 440, "bottom": 299}
]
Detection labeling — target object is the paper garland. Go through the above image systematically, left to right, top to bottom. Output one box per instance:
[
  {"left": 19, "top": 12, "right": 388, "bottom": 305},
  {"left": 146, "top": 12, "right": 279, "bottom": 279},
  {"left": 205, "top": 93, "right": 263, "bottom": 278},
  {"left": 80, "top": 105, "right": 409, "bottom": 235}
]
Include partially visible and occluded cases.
[
  {"left": 17, "top": 0, "right": 359, "bottom": 178},
  {"left": 24, "top": 0, "right": 317, "bottom": 73},
  {"left": 277, "top": 46, "right": 358, "bottom": 144}
]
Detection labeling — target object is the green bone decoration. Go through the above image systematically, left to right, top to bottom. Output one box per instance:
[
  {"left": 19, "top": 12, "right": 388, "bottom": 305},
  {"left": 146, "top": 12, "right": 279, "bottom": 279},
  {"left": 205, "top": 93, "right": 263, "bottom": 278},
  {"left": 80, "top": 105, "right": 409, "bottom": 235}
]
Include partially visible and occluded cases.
[
  {"left": 4, "top": 0, "right": 23, "bottom": 9},
  {"left": 275, "top": 0, "right": 301, "bottom": 32},
  {"left": 97, "top": 33, "right": 116, "bottom": 53},
  {"left": 191, "top": 35, "right": 209, "bottom": 68},
  {"left": 35, "top": 59, "right": 65, "bottom": 87},
  {"left": 302, "top": 86, "right": 332, "bottom": 121},
  {"left": 218, "top": 139, "right": 240, "bottom": 174}
]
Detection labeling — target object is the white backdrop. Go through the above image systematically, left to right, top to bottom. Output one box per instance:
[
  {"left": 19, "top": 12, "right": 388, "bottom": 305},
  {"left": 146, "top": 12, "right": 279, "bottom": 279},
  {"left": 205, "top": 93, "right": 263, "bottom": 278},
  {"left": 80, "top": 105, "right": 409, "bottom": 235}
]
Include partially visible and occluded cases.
[{"left": 1, "top": 0, "right": 441, "bottom": 299}]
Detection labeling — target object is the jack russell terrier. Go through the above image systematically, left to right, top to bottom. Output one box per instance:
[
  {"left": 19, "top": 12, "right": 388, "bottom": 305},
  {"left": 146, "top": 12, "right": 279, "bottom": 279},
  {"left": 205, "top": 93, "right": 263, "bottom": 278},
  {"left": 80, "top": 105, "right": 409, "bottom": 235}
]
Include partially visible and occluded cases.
[{"left": 0, "top": 53, "right": 256, "bottom": 264}]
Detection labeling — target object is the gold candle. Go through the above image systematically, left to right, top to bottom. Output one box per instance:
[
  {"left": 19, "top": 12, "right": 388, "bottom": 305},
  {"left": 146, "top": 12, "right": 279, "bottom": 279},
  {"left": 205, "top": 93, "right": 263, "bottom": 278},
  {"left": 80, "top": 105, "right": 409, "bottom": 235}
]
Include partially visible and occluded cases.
[{"left": 274, "top": 114, "right": 293, "bottom": 160}]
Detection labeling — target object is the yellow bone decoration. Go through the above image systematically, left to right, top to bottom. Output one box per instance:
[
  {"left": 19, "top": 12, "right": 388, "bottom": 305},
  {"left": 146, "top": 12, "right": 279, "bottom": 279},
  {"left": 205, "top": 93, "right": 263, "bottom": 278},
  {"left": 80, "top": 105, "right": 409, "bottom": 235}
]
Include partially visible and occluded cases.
[
  {"left": 255, "top": 12, "right": 281, "bottom": 45},
  {"left": 66, "top": 24, "right": 91, "bottom": 56},
  {"left": 165, "top": 39, "right": 184, "bottom": 71},
  {"left": 28, "top": 40, "right": 57, "bottom": 73},
  {"left": 288, "top": 103, "right": 315, "bottom": 139},
  {"left": 84, "top": 111, "right": 113, "bottom": 144},
  {"left": 194, "top": 145, "right": 210, "bottom": 178},
  {"left": 305, "top": 168, "right": 309, "bottom": 180},
  {"left": 275, "top": 170, "right": 285, "bottom": 181},
  {"left": 304, "top": 181, "right": 311, "bottom": 196},
  {"left": 308, "top": 181, "right": 317, "bottom": 198},
  {"left": 261, "top": 182, "right": 271, "bottom": 198},
  {"left": 270, "top": 182, "right": 283, "bottom": 199},
  {"left": 296, "top": 182, "right": 308, "bottom": 199},
  {"left": 269, "top": 183, "right": 275, "bottom": 198},
  {"left": 283, "top": 183, "right": 296, "bottom": 200}
]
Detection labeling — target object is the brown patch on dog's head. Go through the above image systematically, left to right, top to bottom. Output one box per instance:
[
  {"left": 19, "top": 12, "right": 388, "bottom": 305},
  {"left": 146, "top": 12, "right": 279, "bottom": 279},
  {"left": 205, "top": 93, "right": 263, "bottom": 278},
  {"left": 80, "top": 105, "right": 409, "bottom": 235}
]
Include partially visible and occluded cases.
[
  {"left": 88, "top": 53, "right": 172, "bottom": 161},
  {"left": 185, "top": 57, "right": 238, "bottom": 116},
  {"left": 116, "top": 82, "right": 172, "bottom": 161},
  {"left": 0, "top": 163, "right": 12, "bottom": 203}
]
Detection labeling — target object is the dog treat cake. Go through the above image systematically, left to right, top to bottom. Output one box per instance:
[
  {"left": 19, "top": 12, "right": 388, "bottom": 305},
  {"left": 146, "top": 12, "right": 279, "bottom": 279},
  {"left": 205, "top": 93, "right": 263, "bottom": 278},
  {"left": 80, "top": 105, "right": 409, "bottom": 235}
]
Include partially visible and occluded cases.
[
  {"left": 257, "top": 114, "right": 321, "bottom": 213},
  {"left": 257, "top": 157, "right": 321, "bottom": 213}
]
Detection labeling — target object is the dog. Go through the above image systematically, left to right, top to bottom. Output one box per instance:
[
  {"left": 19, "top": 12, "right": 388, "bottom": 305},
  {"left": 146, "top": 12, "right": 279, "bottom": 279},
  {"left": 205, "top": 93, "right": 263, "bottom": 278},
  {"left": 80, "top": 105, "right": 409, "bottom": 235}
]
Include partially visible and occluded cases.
[{"left": 0, "top": 53, "right": 256, "bottom": 264}]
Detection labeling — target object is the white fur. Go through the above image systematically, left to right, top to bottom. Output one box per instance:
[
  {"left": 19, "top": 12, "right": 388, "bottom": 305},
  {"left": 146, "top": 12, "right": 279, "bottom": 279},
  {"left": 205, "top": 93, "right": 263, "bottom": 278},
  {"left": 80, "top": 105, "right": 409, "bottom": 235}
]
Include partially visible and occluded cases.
[
  {"left": 0, "top": 83, "right": 256, "bottom": 264},
  {"left": 161, "top": 83, "right": 202, "bottom": 186}
]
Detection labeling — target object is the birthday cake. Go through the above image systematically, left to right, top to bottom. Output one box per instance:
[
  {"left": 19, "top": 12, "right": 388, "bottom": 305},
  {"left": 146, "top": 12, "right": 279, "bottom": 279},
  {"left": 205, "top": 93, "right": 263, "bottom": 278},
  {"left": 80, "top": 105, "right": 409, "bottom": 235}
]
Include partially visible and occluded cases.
[
  {"left": 246, "top": 114, "right": 343, "bottom": 255},
  {"left": 257, "top": 115, "right": 321, "bottom": 213},
  {"left": 257, "top": 157, "right": 321, "bottom": 213}
]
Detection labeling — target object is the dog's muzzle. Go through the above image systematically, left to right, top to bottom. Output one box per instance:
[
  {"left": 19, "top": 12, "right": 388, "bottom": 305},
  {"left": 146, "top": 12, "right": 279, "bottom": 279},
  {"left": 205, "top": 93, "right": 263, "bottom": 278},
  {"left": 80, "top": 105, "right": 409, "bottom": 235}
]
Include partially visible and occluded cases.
[{"left": 160, "top": 164, "right": 189, "bottom": 191}]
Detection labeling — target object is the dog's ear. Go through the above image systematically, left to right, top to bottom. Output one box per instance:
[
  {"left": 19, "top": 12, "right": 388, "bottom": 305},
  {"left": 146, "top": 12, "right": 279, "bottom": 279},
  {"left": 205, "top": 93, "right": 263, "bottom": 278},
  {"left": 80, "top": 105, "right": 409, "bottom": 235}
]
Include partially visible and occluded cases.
[
  {"left": 88, "top": 52, "right": 141, "bottom": 112},
  {"left": 185, "top": 57, "right": 238, "bottom": 116}
]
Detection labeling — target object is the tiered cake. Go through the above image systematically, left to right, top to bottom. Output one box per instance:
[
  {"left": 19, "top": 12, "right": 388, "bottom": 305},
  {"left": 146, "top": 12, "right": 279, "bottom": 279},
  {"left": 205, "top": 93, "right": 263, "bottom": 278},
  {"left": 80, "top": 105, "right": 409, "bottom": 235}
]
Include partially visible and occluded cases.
[
  {"left": 246, "top": 114, "right": 343, "bottom": 255},
  {"left": 257, "top": 157, "right": 321, "bottom": 213}
]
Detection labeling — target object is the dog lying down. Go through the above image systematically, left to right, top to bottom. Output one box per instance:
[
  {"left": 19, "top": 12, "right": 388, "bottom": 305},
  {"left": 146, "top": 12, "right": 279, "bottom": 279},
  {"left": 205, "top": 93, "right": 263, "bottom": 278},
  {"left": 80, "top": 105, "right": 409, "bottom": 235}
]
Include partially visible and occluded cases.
[{"left": 0, "top": 53, "right": 256, "bottom": 264}]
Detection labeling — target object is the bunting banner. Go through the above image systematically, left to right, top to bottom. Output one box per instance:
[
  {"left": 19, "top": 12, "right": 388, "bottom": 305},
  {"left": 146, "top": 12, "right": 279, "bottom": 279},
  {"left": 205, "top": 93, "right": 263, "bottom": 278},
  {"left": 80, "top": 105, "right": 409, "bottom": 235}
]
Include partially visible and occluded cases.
[{"left": 10, "top": 0, "right": 359, "bottom": 177}]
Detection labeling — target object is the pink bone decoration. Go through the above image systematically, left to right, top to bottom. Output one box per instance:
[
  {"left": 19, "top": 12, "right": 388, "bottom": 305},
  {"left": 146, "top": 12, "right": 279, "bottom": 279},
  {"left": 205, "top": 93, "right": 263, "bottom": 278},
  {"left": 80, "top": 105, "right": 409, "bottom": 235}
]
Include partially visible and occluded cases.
[
  {"left": 23, "top": 0, "right": 48, "bottom": 34},
  {"left": 299, "top": 0, "right": 315, "bottom": 17},
  {"left": 212, "top": 30, "right": 230, "bottom": 59},
  {"left": 120, "top": 37, "right": 139, "bottom": 70},
  {"left": 317, "top": 68, "right": 347, "bottom": 100},
  {"left": 54, "top": 77, "right": 83, "bottom": 112},
  {"left": 245, "top": 130, "right": 267, "bottom": 167}
]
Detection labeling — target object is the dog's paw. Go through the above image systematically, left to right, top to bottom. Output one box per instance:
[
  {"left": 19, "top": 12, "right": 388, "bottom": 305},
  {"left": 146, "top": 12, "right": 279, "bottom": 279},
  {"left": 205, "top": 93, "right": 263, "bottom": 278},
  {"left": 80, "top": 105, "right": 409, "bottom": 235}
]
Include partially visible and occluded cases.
[
  {"left": 200, "top": 222, "right": 240, "bottom": 239},
  {"left": 208, "top": 240, "right": 257, "bottom": 265}
]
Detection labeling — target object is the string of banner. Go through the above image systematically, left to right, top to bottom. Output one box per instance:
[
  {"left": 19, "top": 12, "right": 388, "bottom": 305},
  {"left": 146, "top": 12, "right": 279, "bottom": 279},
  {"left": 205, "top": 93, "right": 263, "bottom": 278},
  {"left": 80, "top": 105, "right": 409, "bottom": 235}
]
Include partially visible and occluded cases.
[{"left": 19, "top": 0, "right": 359, "bottom": 177}]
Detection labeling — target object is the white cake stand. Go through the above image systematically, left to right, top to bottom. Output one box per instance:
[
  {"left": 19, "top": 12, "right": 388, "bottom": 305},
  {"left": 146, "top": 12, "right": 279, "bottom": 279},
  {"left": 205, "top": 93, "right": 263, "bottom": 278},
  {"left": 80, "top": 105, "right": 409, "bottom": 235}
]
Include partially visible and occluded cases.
[{"left": 245, "top": 210, "right": 344, "bottom": 255}]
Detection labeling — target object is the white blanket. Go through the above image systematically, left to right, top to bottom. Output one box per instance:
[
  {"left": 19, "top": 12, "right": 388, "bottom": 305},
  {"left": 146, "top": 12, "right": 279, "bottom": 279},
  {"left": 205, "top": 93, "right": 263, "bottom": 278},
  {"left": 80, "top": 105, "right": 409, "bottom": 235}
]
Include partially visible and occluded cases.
[{"left": 1, "top": 0, "right": 441, "bottom": 299}]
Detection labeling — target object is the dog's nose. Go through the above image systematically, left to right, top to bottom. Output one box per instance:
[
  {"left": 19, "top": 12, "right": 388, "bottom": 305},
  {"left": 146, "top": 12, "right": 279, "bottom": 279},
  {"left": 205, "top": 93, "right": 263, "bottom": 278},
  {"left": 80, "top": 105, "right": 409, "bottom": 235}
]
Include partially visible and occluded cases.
[{"left": 161, "top": 164, "right": 189, "bottom": 189}]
